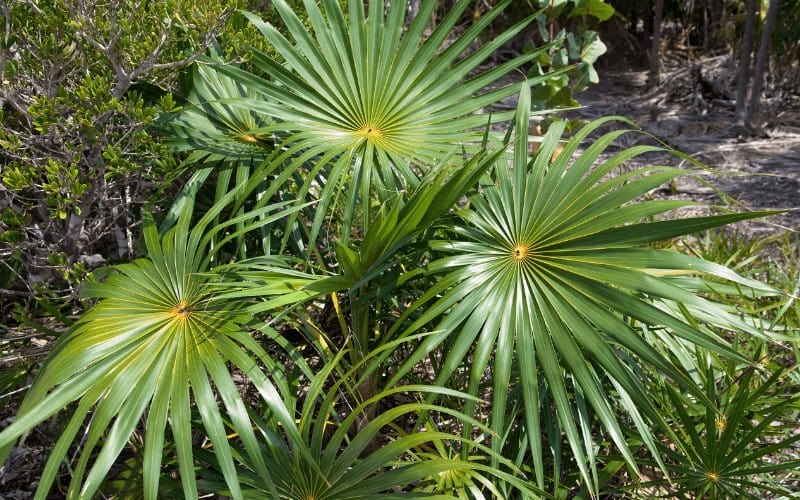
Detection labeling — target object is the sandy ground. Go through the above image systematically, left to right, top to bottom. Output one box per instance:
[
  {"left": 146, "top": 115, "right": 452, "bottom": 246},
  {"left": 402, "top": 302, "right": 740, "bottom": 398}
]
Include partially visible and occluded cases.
[{"left": 566, "top": 54, "right": 800, "bottom": 239}]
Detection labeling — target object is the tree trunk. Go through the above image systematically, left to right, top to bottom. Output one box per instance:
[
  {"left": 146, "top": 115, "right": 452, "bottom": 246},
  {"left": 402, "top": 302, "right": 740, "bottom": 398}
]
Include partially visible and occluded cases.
[
  {"left": 648, "top": 0, "right": 664, "bottom": 86},
  {"left": 703, "top": 0, "right": 724, "bottom": 51},
  {"left": 735, "top": 0, "right": 758, "bottom": 124},
  {"left": 746, "top": 0, "right": 781, "bottom": 128}
]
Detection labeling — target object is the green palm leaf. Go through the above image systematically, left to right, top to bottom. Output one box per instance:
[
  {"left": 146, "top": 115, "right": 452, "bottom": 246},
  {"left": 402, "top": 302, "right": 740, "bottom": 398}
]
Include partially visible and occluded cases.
[
  {"left": 208, "top": 0, "right": 571, "bottom": 245},
  {"left": 234, "top": 0, "right": 538, "bottom": 161},
  {"left": 155, "top": 53, "right": 289, "bottom": 256},
  {"left": 162, "top": 56, "right": 275, "bottom": 162},
  {"left": 388, "top": 84, "right": 780, "bottom": 495},
  {"left": 0, "top": 190, "right": 315, "bottom": 499},
  {"left": 199, "top": 342, "right": 543, "bottom": 499},
  {"left": 637, "top": 354, "right": 800, "bottom": 499}
]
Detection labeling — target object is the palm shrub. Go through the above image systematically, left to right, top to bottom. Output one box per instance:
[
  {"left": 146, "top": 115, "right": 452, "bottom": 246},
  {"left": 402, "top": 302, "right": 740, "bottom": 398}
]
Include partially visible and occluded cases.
[
  {"left": 0, "top": 0, "right": 794, "bottom": 498},
  {"left": 158, "top": 0, "right": 574, "bottom": 399},
  {"left": 162, "top": 0, "right": 573, "bottom": 248},
  {"left": 631, "top": 348, "right": 800, "bottom": 499}
]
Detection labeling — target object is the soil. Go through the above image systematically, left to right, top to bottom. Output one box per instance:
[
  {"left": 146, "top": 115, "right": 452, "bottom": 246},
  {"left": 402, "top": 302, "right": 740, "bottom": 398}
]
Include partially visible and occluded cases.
[{"left": 566, "top": 53, "right": 800, "bottom": 239}]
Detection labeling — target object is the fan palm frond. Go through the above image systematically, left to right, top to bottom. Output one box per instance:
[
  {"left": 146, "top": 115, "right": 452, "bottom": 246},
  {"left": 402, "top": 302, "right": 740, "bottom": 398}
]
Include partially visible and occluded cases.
[
  {"left": 207, "top": 0, "right": 570, "bottom": 245},
  {"left": 388, "top": 84, "right": 779, "bottom": 495},
  {"left": 0, "top": 188, "right": 315, "bottom": 499}
]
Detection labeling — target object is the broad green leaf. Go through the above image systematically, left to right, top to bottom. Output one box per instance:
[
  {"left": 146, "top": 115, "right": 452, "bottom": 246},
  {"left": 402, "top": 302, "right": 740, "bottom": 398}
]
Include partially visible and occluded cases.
[
  {"left": 571, "top": 0, "right": 615, "bottom": 21},
  {"left": 390, "top": 84, "right": 779, "bottom": 496},
  {"left": 0, "top": 205, "right": 309, "bottom": 499}
]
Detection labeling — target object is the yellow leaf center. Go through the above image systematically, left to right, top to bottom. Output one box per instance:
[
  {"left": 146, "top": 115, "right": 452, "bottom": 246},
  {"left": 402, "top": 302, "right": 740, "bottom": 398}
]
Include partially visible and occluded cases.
[
  {"left": 356, "top": 123, "right": 383, "bottom": 140},
  {"left": 239, "top": 134, "right": 260, "bottom": 143},
  {"left": 512, "top": 244, "right": 529, "bottom": 261},
  {"left": 169, "top": 302, "right": 192, "bottom": 320},
  {"left": 706, "top": 471, "right": 720, "bottom": 482}
]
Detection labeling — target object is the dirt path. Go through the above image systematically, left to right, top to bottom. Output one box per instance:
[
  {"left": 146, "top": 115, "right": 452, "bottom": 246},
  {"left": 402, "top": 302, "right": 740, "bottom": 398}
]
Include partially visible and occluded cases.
[{"left": 567, "top": 55, "right": 800, "bottom": 239}]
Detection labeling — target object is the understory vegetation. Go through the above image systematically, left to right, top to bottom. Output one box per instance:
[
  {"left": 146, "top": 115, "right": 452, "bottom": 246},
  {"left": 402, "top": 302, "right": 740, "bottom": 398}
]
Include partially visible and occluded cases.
[{"left": 1, "top": 0, "right": 798, "bottom": 498}]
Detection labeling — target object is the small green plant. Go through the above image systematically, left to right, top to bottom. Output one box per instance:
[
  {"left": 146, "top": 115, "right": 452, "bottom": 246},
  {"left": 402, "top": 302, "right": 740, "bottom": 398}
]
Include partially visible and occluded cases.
[
  {"left": 0, "top": 0, "right": 245, "bottom": 319},
  {"left": 632, "top": 349, "right": 800, "bottom": 499}
]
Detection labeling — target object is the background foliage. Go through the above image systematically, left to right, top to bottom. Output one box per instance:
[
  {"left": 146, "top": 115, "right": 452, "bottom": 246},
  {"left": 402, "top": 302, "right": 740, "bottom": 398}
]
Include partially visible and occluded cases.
[{"left": 0, "top": 0, "right": 300, "bottom": 323}]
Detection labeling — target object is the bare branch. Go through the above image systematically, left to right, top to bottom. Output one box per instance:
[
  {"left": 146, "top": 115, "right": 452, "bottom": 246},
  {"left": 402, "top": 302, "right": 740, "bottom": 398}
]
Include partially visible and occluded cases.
[
  {"left": 23, "top": 0, "right": 43, "bottom": 16},
  {"left": 69, "top": 0, "right": 131, "bottom": 97},
  {"left": 128, "top": 9, "right": 232, "bottom": 85},
  {"left": 0, "top": 89, "right": 32, "bottom": 119}
]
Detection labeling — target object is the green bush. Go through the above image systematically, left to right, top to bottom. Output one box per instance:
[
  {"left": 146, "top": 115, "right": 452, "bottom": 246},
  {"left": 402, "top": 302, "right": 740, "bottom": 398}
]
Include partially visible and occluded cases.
[{"left": 0, "top": 0, "right": 249, "bottom": 322}]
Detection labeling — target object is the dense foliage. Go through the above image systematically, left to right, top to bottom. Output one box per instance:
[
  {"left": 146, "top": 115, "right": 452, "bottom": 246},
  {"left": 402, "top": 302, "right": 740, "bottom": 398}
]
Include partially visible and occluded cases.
[
  {"left": 0, "top": 0, "right": 298, "bottom": 322},
  {"left": 0, "top": 0, "right": 240, "bottom": 324},
  {"left": 0, "top": 1, "right": 798, "bottom": 498}
]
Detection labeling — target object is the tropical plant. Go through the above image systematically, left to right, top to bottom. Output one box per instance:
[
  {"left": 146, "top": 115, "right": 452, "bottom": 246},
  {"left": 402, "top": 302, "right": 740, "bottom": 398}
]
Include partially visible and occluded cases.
[
  {"left": 157, "top": 0, "right": 572, "bottom": 400},
  {"left": 1, "top": 1, "right": 796, "bottom": 498},
  {"left": 0, "top": 185, "right": 314, "bottom": 499},
  {"left": 631, "top": 349, "right": 800, "bottom": 499}
]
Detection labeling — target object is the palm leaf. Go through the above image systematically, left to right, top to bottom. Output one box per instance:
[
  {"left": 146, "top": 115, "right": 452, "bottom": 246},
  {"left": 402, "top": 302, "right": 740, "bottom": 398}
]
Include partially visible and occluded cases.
[
  {"left": 205, "top": 0, "right": 571, "bottom": 246},
  {"left": 158, "top": 51, "right": 275, "bottom": 163},
  {"left": 387, "top": 84, "right": 779, "bottom": 495},
  {"left": 0, "top": 189, "right": 315, "bottom": 499},
  {"left": 198, "top": 340, "right": 544, "bottom": 499},
  {"left": 636, "top": 355, "right": 800, "bottom": 499}
]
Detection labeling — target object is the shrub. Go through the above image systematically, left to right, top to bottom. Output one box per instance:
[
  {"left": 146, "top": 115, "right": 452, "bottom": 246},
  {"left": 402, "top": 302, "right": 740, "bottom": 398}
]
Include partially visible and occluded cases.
[
  {"left": 0, "top": 0, "right": 240, "bottom": 322},
  {"left": 1, "top": 1, "right": 795, "bottom": 498}
]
